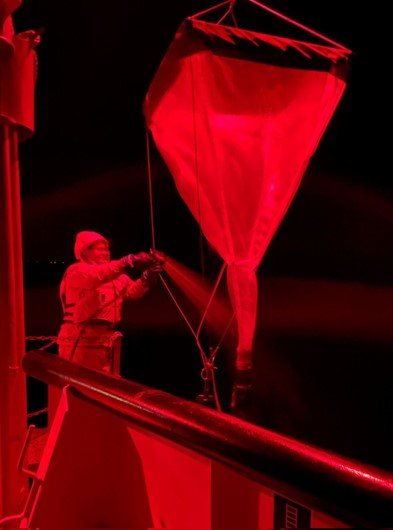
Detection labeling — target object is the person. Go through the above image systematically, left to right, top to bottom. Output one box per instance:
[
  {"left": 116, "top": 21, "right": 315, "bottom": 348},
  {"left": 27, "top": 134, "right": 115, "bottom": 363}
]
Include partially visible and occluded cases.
[{"left": 57, "top": 230, "right": 163, "bottom": 373}]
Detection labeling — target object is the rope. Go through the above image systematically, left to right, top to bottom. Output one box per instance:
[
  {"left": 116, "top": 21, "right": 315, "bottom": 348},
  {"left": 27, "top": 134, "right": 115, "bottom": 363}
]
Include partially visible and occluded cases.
[
  {"left": 190, "top": 0, "right": 231, "bottom": 20},
  {"left": 191, "top": 0, "right": 350, "bottom": 52},
  {"left": 217, "top": 0, "right": 239, "bottom": 26},
  {"left": 248, "top": 0, "right": 352, "bottom": 52},
  {"left": 231, "top": 8, "right": 239, "bottom": 27},
  {"left": 190, "top": 18, "right": 237, "bottom": 385},
  {"left": 189, "top": 52, "right": 222, "bottom": 410},
  {"left": 189, "top": 56, "right": 206, "bottom": 276},
  {"left": 144, "top": 64, "right": 228, "bottom": 411},
  {"left": 145, "top": 113, "right": 202, "bottom": 354},
  {"left": 145, "top": 126, "right": 157, "bottom": 251},
  {"left": 196, "top": 262, "right": 227, "bottom": 341},
  {"left": 158, "top": 273, "right": 209, "bottom": 367},
  {"left": 203, "top": 312, "right": 235, "bottom": 413},
  {"left": 210, "top": 312, "right": 236, "bottom": 361},
  {"left": 68, "top": 326, "right": 85, "bottom": 361},
  {"left": 25, "top": 336, "right": 57, "bottom": 351},
  {"left": 26, "top": 336, "right": 57, "bottom": 342},
  {"left": 211, "top": 364, "right": 222, "bottom": 411},
  {"left": 27, "top": 407, "right": 48, "bottom": 419}
]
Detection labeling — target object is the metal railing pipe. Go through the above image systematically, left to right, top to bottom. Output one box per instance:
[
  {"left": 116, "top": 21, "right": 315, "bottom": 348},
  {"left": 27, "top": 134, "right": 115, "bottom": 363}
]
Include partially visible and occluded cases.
[{"left": 23, "top": 349, "right": 393, "bottom": 527}]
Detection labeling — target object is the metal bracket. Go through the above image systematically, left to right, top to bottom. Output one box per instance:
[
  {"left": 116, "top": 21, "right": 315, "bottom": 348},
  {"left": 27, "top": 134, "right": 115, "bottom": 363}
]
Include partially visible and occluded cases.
[{"left": 17, "top": 424, "right": 40, "bottom": 480}]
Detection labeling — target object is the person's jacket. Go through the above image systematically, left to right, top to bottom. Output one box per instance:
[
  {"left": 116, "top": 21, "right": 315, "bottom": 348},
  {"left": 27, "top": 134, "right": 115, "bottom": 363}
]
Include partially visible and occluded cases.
[{"left": 60, "top": 260, "right": 147, "bottom": 325}]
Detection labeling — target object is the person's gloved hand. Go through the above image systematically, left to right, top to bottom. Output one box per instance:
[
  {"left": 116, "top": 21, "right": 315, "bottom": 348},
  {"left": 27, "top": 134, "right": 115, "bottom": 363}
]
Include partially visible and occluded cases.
[
  {"left": 18, "top": 28, "right": 43, "bottom": 48},
  {"left": 150, "top": 250, "right": 166, "bottom": 265},
  {"left": 122, "top": 251, "right": 158, "bottom": 272},
  {"left": 141, "top": 264, "right": 162, "bottom": 287}
]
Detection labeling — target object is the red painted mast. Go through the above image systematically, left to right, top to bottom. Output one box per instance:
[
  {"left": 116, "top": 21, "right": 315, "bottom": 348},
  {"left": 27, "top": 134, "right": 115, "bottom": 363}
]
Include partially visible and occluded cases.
[{"left": 0, "top": 1, "right": 37, "bottom": 516}]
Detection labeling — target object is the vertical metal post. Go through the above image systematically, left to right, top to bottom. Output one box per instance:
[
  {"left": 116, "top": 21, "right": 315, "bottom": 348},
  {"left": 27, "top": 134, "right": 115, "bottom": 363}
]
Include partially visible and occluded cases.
[
  {"left": 0, "top": 4, "right": 37, "bottom": 515},
  {"left": 0, "top": 123, "right": 28, "bottom": 516}
]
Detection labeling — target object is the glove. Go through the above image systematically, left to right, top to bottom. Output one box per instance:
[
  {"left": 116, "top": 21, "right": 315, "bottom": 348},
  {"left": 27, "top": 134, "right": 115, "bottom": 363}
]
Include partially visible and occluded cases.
[
  {"left": 150, "top": 250, "right": 166, "bottom": 265},
  {"left": 122, "top": 251, "right": 158, "bottom": 272},
  {"left": 141, "top": 265, "right": 162, "bottom": 287}
]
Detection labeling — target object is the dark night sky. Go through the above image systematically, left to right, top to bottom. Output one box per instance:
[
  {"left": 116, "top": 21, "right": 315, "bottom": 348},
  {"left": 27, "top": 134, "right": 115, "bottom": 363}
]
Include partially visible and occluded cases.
[{"left": 14, "top": 0, "right": 386, "bottom": 187}]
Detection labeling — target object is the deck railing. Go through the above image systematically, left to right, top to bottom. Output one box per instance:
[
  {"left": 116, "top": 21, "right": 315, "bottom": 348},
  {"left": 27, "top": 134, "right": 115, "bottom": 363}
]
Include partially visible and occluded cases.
[{"left": 22, "top": 349, "right": 393, "bottom": 527}]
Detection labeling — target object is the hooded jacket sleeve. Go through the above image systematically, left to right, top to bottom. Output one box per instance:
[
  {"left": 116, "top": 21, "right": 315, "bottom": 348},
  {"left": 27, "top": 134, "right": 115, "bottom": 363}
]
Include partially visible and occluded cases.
[
  {"left": 66, "top": 260, "right": 126, "bottom": 289},
  {"left": 119, "top": 275, "right": 148, "bottom": 300}
]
